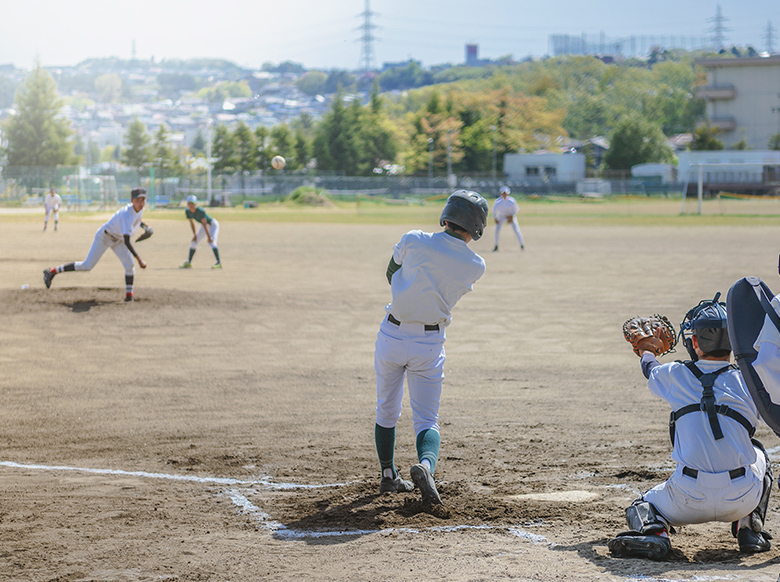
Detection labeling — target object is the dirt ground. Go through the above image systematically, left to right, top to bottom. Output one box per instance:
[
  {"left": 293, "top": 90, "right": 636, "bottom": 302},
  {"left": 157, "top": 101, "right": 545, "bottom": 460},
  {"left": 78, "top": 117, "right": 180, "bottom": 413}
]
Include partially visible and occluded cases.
[{"left": 2, "top": 206, "right": 780, "bottom": 581}]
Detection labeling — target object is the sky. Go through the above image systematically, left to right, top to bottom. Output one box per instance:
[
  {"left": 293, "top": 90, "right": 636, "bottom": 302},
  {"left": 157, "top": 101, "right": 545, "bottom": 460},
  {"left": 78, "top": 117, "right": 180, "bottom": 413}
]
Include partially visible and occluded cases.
[{"left": 1, "top": 0, "right": 778, "bottom": 71}]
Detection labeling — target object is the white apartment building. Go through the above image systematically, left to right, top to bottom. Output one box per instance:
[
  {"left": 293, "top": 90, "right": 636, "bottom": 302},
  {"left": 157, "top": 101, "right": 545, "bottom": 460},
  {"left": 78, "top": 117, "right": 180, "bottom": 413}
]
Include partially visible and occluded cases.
[{"left": 696, "top": 55, "right": 780, "bottom": 149}]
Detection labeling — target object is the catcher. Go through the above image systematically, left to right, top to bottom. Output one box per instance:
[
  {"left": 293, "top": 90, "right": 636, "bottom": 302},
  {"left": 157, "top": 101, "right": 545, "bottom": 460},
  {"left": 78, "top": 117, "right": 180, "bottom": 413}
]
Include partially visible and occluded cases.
[
  {"left": 491, "top": 186, "right": 524, "bottom": 252},
  {"left": 610, "top": 294, "right": 773, "bottom": 559}
]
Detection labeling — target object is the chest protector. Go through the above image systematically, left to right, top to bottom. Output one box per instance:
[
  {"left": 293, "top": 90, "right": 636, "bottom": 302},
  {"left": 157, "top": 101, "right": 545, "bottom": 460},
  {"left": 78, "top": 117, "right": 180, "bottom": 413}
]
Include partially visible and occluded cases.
[{"left": 669, "top": 361, "right": 756, "bottom": 444}]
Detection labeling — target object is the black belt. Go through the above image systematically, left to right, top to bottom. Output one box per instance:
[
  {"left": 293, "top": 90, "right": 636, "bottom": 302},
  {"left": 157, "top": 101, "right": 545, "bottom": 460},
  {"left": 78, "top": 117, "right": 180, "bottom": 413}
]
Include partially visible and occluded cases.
[
  {"left": 104, "top": 229, "right": 120, "bottom": 241},
  {"left": 387, "top": 313, "right": 439, "bottom": 331},
  {"left": 682, "top": 466, "right": 746, "bottom": 480}
]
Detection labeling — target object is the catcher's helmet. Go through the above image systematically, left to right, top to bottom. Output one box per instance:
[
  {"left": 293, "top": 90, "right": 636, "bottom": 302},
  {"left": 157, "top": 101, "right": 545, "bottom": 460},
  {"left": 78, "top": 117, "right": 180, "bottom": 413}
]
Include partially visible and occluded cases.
[
  {"left": 131, "top": 187, "right": 147, "bottom": 199},
  {"left": 439, "top": 190, "right": 488, "bottom": 241},
  {"left": 680, "top": 292, "right": 731, "bottom": 360}
]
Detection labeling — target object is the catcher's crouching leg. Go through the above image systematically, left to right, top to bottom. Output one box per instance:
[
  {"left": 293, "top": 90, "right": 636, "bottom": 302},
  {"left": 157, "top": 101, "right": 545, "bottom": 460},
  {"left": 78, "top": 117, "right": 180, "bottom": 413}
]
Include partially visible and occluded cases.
[
  {"left": 731, "top": 439, "right": 773, "bottom": 553},
  {"left": 608, "top": 500, "right": 671, "bottom": 560}
]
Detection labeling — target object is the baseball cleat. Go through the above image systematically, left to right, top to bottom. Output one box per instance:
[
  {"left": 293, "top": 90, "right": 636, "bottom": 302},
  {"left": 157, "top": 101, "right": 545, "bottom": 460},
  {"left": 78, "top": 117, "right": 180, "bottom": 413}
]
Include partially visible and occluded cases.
[
  {"left": 491, "top": 245, "right": 498, "bottom": 252},
  {"left": 179, "top": 262, "right": 192, "bottom": 269},
  {"left": 211, "top": 262, "right": 222, "bottom": 270},
  {"left": 43, "top": 269, "right": 54, "bottom": 289},
  {"left": 124, "top": 293, "right": 134, "bottom": 302},
  {"left": 410, "top": 463, "right": 442, "bottom": 505},
  {"left": 379, "top": 475, "right": 414, "bottom": 493},
  {"left": 737, "top": 528, "right": 772, "bottom": 553},
  {"left": 607, "top": 532, "right": 670, "bottom": 560}
]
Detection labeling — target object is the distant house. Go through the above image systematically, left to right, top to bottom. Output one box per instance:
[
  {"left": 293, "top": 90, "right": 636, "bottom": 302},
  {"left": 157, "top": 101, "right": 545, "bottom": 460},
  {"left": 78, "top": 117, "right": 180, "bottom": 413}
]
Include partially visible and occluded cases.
[{"left": 503, "top": 152, "right": 586, "bottom": 183}]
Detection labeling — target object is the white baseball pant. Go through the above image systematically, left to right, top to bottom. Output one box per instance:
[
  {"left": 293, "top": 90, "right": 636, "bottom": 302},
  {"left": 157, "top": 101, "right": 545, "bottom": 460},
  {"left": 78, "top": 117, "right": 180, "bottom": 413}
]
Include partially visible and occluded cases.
[{"left": 76, "top": 229, "right": 135, "bottom": 276}]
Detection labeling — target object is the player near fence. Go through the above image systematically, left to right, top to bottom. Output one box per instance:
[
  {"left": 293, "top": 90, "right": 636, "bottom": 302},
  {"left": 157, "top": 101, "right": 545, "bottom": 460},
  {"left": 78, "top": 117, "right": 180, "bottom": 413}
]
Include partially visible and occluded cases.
[
  {"left": 491, "top": 186, "right": 524, "bottom": 252},
  {"left": 43, "top": 187, "right": 153, "bottom": 302},
  {"left": 43, "top": 187, "right": 62, "bottom": 232},
  {"left": 373, "top": 190, "right": 487, "bottom": 504},
  {"left": 179, "top": 195, "right": 222, "bottom": 269},
  {"left": 610, "top": 296, "right": 772, "bottom": 559}
]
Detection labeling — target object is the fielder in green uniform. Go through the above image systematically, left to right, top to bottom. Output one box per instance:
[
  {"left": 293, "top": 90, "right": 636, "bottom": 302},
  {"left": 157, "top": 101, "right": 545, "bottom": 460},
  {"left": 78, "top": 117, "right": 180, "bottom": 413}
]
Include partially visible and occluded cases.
[{"left": 180, "top": 195, "right": 222, "bottom": 269}]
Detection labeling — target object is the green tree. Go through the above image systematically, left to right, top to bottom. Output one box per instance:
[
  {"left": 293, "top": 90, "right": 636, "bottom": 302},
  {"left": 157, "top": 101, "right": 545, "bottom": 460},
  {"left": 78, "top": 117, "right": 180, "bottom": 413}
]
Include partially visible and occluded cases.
[
  {"left": 2, "top": 61, "right": 74, "bottom": 167},
  {"left": 296, "top": 71, "right": 328, "bottom": 96},
  {"left": 0, "top": 76, "right": 16, "bottom": 108},
  {"left": 312, "top": 90, "right": 362, "bottom": 174},
  {"left": 603, "top": 115, "right": 674, "bottom": 170},
  {"left": 122, "top": 117, "right": 152, "bottom": 172},
  {"left": 690, "top": 123, "right": 725, "bottom": 150},
  {"left": 153, "top": 124, "right": 181, "bottom": 173},
  {"left": 211, "top": 124, "right": 237, "bottom": 174},
  {"left": 269, "top": 124, "right": 296, "bottom": 169},
  {"left": 254, "top": 126, "right": 270, "bottom": 171},
  {"left": 191, "top": 129, "right": 206, "bottom": 155},
  {"left": 293, "top": 129, "right": 311, "bottom": 171},
  {"left": 768, "top": 133, "right": 780, "bottom": 151}
]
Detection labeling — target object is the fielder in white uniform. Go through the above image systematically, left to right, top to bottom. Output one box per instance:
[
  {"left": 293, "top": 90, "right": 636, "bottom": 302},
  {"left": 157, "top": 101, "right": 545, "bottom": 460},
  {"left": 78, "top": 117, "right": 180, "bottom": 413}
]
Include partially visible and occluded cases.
[
  {"left": 491, "top": 186, "right": 524, "bottom": 252},
  {"left": 43, "top": 188, "right": 149, "bottom": 302},
  {"left": 43, "top": 188, "right": 62, "bottom": 232},
  {"left": 374, "top": 190, "right": 487, "bottom": 504},
  {"left": 179, "top": 195, "right": 221, "bottom": 269},
  {"left": 609, "top": 295, "right": 772, "bottom": 559}
]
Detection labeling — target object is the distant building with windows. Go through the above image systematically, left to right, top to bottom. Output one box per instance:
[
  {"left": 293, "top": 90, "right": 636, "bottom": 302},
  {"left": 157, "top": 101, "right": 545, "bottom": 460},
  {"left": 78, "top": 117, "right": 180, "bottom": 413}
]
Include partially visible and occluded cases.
[
  {"left": 696, "top": 55, "right": 780, "bottom": 149},
  {"left": 503, "top": 152, "right": 586, "bottom": 183}
]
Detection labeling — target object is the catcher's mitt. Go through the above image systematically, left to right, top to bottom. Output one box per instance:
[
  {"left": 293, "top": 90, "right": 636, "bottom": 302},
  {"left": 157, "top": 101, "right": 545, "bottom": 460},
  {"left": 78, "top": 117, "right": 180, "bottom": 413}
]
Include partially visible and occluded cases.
[
  {"left": 136, "top": 222, "right": 153, "bottom": 242},
  {"left": 622, "top": 315, "right": 677, "bottom": 357}
]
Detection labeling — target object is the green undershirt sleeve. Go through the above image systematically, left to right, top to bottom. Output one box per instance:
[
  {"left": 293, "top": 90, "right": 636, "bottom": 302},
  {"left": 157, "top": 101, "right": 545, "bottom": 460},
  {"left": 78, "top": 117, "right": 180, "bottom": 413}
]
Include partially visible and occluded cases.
[{"left": 386, "top": 257, "right": 401, "bottom": 284}]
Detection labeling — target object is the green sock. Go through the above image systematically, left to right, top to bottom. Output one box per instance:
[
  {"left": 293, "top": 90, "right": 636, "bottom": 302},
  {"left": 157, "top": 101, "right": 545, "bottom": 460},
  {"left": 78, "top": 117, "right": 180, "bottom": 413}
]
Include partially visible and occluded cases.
[
  {"left": 213, "top": 247, "right": 221, "bottom": 263},
  {"left": 188, "top": 248, "right": 195, "bottom": 262},
  {"left": 375, "top": 424, "right": 397, "bottom": 478},
  {"left": 416, "top": 428, "right": 440, "bottom": 473}
]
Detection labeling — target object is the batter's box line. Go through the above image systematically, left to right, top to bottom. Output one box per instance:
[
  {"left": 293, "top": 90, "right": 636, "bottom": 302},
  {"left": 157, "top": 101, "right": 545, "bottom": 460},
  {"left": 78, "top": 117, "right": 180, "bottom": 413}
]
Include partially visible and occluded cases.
[
  {"left": 0, "top": 460, "right": 349, "bottom": 490},
  {"left": 223, "top": 488, "right": 551, "bottom": 543}
]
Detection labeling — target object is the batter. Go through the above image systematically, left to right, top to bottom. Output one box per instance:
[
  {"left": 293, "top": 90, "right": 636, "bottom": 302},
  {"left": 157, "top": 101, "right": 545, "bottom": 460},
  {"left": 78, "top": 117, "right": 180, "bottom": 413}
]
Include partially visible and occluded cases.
[
  {"left": 43, "top": 187, "right": 149, "bottom": 302},
  {"left": 374, "top": 190, "right": 487, "bottom": 504}
]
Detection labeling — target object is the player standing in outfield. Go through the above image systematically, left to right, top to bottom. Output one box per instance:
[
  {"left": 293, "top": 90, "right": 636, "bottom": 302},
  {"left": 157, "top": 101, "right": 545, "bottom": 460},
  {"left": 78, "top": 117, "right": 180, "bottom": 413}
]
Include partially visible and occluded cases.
[
  {"left": 491, "top": 186, "right": 524, "bottom": 252},
  {"left": 43, "top": 187, "right": 150, "bottom": 302},
  {"left": 43, "top": 187, "right": 62, "bottom": 231},
  {"left": 374, "top": 190, "right": 487, "bottom": 504},
  {"left": 179, "top": 195, "right": 221, "bottom": 269},
  {"left": 609, "top": 295, "right": 772, "bottom": 559}
]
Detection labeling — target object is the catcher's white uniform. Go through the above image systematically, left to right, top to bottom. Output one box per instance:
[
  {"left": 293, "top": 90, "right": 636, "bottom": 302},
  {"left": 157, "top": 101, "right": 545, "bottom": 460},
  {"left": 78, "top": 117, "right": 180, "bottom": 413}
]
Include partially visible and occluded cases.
[
  {"left": 492, "top": 194, "right": 524, "bottom": 251},
  {"left": 640, "top": 355, "right": 766, "bottom": 526}
]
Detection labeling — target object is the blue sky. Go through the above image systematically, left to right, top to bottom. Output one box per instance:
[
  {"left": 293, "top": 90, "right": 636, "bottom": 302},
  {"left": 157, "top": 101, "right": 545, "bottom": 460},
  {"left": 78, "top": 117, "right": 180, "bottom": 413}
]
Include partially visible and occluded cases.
[{"left": 1, "top": 0, "right": 777, "bottom": 71}]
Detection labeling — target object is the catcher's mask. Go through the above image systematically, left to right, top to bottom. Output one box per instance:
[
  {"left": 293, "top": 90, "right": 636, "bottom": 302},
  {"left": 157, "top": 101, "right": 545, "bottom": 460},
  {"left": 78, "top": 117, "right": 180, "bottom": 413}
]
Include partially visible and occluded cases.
[
  {"left": 440, "top": 190, "right": 488, "bottom": 241},
  {"left": 679, "top": 292, "right": 731, "bottom": 361}
]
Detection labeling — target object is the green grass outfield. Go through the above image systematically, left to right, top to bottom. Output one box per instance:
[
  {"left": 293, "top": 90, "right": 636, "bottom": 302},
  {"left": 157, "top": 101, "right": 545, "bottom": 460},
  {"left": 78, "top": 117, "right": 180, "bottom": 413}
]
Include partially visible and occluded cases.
[{"left": 5, "top": 195, "right": 780, "bottom": 227}]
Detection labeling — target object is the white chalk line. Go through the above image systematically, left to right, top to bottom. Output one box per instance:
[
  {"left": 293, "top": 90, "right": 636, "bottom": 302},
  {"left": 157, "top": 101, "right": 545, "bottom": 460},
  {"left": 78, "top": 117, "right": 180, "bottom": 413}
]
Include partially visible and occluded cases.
[
  {"left": 0, "top": 459, "right": 550, "bottom": 544},
  {"left": 0, "top": 460, "right": 346, "bottom": 490}
]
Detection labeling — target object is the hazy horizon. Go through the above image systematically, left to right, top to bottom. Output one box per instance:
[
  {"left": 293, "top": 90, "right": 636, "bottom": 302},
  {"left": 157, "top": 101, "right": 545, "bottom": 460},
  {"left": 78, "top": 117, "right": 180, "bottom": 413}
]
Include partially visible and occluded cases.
[{"left": 2, "top": 0, "right": 777, "bottom": 71}]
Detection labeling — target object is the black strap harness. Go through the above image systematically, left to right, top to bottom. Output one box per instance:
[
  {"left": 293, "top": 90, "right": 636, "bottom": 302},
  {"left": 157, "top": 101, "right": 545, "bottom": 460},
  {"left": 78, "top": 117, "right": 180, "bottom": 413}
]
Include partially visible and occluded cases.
[{"left": 669, "top": 362, "right": 756, "bottom": 443}]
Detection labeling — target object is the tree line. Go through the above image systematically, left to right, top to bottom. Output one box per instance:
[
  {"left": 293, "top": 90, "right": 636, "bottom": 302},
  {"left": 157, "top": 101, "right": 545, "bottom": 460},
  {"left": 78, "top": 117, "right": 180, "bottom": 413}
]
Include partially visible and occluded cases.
[{"left": 4, "top": 55, "right": 780, "bottom": 180}]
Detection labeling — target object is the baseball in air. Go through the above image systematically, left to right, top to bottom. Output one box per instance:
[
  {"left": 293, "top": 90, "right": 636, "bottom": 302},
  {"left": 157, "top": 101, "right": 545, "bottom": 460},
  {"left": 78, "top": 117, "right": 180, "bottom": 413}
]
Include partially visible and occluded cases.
[{"left": 271, "top": 155, "right": 286, "bottom": 170}]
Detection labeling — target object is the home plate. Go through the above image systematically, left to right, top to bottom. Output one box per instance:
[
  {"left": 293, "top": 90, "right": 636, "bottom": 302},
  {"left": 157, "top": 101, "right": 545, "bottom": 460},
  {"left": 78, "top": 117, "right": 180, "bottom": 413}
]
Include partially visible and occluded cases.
[{"left": 510, "top": 490, "right": 599, "bottom": 502}]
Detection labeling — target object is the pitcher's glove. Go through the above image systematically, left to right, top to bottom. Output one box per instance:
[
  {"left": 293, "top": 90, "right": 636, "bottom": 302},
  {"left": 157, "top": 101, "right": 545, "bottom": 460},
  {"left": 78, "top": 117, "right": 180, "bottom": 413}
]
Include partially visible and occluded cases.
[
  {"left": 136, "top": 222, "right": 153, "bottom": 242},
  {"left": 622, "top": 315, "right": 677, "bottom": 357}
]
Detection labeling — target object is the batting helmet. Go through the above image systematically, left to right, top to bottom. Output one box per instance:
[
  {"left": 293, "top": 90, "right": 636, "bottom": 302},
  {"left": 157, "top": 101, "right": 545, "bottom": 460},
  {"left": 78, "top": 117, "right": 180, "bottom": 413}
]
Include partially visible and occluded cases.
[
  {"left": 440, "top": 190, "right": 489, "bottom": 241},
  {"left": 680, "top": 292, "right": 731, "bottom": 360}
]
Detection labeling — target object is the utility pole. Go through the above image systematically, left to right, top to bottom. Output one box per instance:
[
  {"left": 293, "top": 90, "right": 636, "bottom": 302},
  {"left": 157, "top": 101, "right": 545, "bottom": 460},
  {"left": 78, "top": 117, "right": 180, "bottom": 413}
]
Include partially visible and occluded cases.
[{"left": 356, "top": 0, "right": 379, "bottom": 75}]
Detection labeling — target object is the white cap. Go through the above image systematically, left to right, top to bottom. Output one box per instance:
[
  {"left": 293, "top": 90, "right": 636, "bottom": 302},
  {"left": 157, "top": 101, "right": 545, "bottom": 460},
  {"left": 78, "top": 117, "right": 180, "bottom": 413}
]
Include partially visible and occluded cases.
[{"left": 186, "top": 195, "right": 198, "bottom": 203}]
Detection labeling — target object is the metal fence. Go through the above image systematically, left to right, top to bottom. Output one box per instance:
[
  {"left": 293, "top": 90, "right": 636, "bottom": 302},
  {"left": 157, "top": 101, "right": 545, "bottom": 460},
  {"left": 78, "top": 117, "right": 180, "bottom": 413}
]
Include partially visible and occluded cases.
[{"left": 0, "top": 165, "right": 695, "bottom": 209}]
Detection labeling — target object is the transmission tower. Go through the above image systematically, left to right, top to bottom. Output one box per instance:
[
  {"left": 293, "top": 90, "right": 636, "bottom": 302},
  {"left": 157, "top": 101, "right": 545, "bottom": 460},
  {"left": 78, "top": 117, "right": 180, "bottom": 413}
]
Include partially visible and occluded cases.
[
  {"left": 356, "top": 0, "right": 379, "bottom": 74},
  {"left": 707, "top": 4, "right": 730, "bottom": 51},
  {"left": 764, "top": 20, "right": 776, "bottom": 54}
]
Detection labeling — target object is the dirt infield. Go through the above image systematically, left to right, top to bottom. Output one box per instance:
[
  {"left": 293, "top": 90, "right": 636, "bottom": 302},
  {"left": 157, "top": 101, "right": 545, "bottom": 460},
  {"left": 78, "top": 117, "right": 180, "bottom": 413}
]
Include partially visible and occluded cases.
[{"left": 2, "top": 205, "right": 780, "bottom": 581}]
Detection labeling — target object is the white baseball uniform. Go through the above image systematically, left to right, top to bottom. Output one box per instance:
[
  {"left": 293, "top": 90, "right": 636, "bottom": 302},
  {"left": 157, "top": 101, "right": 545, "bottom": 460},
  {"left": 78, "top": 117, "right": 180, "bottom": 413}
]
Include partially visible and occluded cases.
[
  {"left": 44, "top": 192, "right": 62, "bottom": 230},
  {"left": 492, "top": 195, "right": 524, "bottom": 250},
  {"left": 75, "top": 203, "right": 144, "bottom": 275},
  {"left": 375, "top": 230, "right": 485, "bottom": 435},
  {"left": 639, "top": 354, "right": 766, "bottom": 526}
]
